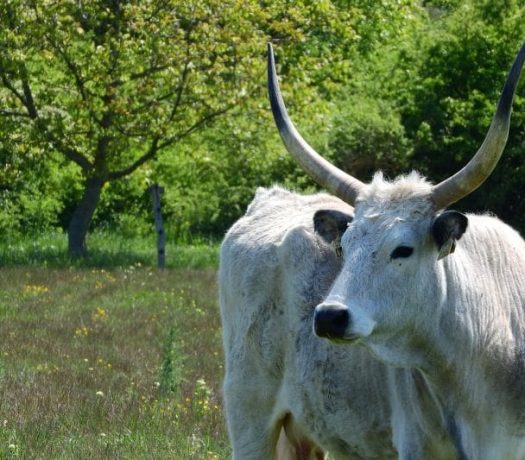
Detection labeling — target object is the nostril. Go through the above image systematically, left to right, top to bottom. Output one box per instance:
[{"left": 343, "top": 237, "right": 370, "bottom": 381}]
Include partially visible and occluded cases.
[
  {"left": 314, "top": 305, "right": 349, "bottom": 338},
  {"left": 331, "top": 309, "right": 348, "bottom": 328}
]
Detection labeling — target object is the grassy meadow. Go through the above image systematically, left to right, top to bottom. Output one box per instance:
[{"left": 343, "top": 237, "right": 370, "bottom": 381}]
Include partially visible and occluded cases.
[{"left": 0, "top": 237, "right": 230, "bottom": 459}]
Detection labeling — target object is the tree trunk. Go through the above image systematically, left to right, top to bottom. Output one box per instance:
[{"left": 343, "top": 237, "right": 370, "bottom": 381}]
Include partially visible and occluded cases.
[{"left": 68, "top": 177, "right": 105, "bottom": 258}]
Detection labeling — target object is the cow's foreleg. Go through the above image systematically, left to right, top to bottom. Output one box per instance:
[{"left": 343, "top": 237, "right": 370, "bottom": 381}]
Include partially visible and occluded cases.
[{"left": 224, "top": 378, "right": 282, "bottom": 460}]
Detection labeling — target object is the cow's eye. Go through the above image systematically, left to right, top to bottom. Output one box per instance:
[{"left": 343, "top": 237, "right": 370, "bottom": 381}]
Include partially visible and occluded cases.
[{"left": 391, "top": 246, "right": 414, "bottom": 259}]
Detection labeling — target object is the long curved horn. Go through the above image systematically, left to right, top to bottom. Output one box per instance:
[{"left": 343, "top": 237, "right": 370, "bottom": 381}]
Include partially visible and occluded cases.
[
  {"left": 432, "top": 42, "right": 525, "bottom": 209},
  {"left": 267, "top": 43, "right": 365, "bottom": 204}
]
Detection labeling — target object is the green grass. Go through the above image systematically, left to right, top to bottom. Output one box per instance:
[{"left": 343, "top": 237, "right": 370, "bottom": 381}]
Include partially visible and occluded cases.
[
  {"left": 0, "top": 231, "right": 220, "bottom": 269},
  {"left": 0, "top": 265, "right": 230, "bottom": 459}
]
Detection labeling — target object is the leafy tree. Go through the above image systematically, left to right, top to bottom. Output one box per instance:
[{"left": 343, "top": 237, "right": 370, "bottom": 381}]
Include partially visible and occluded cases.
[
  {"left": 0, "top": 0, "right": 266, "bottom": 256},
  {"left": 0, "top": 0, "right": 440, "bottom": 248}
]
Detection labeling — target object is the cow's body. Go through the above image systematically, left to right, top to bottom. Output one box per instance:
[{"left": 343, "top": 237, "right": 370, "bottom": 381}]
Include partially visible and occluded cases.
[
  {"left": 316, "top": 172, "right": 525, "bottom": 459},
  {"left": 219, "top": 186, "right": 456, "bottom": 459}
]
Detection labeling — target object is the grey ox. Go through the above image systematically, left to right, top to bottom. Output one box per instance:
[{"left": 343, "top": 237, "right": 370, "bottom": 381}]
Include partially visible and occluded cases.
[
  {"left": 268, "top": 40, "right": 525, "bottom": 460},
  {"left": 219, "top": 41, "right": 525, "bottom": 459},
  {"left": 220, "top": 186, "right": 392, "bottom": 459}
]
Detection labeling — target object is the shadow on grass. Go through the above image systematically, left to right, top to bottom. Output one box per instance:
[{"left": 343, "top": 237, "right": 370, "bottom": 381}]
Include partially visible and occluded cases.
[{"left": 0, "top": 232, "right": 219, "bottom": 269}]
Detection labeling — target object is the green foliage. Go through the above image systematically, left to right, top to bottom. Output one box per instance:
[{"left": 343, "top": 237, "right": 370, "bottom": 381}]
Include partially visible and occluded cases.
[
  {"left": 0, "top": 0, "right": 427, "bottom": 247},
  {"left": 0, "top": 0, "right": 273, "bottom": 253},
  {"left": 0, "top": 0, "right": 266, "bottom": 166},
  {"left": 1, "top": 0, "right": 525, "bottom": 241},
  {"left": 326, "top": 0, "right": 525, "bottom": 231},
  {"left": 398, "top": 0, "right": 525, "bottom": 226},
  {"left": 328, "top": 96, "right": 412, "bottom": 181},
  {"left": 152, "top": 112, "right": 289, "bottom": 236},
  {"left": 0, "top": 145, "right": 78, "bottom": 236},
  {"left": 92, "top": 174, "right": 152, "bottom": 237}
]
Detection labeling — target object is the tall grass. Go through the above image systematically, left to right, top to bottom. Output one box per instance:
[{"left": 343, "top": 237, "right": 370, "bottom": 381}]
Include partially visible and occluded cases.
[
  {"left": 0, "top": 231, "right": 220, "bottom": 269},
  {"left": 0, "top": 265, "right": 230, "bottom": 458}
]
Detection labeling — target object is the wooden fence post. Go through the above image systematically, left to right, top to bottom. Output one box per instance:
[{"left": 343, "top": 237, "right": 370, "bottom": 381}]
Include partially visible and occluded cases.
[{"left": 149, "top": 184, "right": 166, "bottom": 268}]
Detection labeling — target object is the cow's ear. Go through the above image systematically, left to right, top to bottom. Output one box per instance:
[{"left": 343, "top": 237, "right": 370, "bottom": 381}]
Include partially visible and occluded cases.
[
  {"left": 314, "top": 209, "right": 353, "bottom": 245},
  {"left": 432, "top": 210, "right": 468, "bottom": 259}
]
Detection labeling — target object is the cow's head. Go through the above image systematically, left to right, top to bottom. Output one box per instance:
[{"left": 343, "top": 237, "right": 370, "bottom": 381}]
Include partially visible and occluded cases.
[
  {"left": 268, "top": 42, "right": 525, "bottom": 367},
  {"left": 312, "top": 172, "right": 471, "bottom": 367}
]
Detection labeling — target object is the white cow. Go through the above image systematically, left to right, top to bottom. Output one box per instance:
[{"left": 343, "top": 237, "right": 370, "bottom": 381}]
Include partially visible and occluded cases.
[
  {"left": 268, "top": 40, "right": 525, "bottom": 460},
  {"left": 219, "top": 185, "right": 458, "bottom": 459}
]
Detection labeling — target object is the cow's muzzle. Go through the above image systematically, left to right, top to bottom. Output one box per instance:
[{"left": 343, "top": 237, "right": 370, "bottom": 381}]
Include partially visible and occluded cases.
[
  {"left": 314, "top": 300, "right": 376, "bottom": 341},
  {"left": 314, "top": 303, "right": 349, "bottom": 339}
]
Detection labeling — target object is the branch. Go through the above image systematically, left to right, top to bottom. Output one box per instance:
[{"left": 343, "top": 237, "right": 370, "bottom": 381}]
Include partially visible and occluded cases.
[
  {"left": 0, "top": 4, "right": 37, "bottom": 118},
  {"left": 0, "top": 5, "right": 93, "bottom": 172},
  {"left": 168, "top": 21, "right": 194, "bottom": 122},
  {"left": 44, "top": 31, "right": 115, "bottom": 130},
  {"left": 48, "top": 38, "right": 89, "bottom": 102},
  {"left": 170, "top": 61, "right": 190, "bottom": 122},
  {"left": 0, "top": 62, "right": 38, "bottom": 119},
  {"left": 108, "top": 65, "right": 171, "bottom": 88},
  {"left": 129, "top": 65, "right": 170, "bottom": 81},
  {"left": 22, "top": 68, "right": 93, "bottom": 170},
  {"left": 1, "top": 69, "right": 93, "bottom": 170},
  {"left": 0, "top": 72, "right": 28, "bottom": 109},
  {"left": 20, "top": 76, "right": 38, "bottom": 118},
  {"left": 127, "top": 88, "right": 179, "bottom": 116},
  {"left": 107, "top": 104, "right": 233, "bottom": 181},
  {"left": 159, "top": 105, "right": 234, "bottom": 150},
  {"left": 0, "top": 109, "right": 32, "bottom": 118},
  {"left": 30, "top": 118, "right": 93, "bottom": 170},
  {"left": 106, "top": 137, "right": 160, "bottom": 180},
  {"left": 59, "top": 143, "right": 95, "bottom": 171}
]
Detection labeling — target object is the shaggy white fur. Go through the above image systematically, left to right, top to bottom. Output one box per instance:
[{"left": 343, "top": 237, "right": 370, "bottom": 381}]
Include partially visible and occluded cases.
[{"left": 322, "top": 173, "right": 525, "bottom": 459}]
